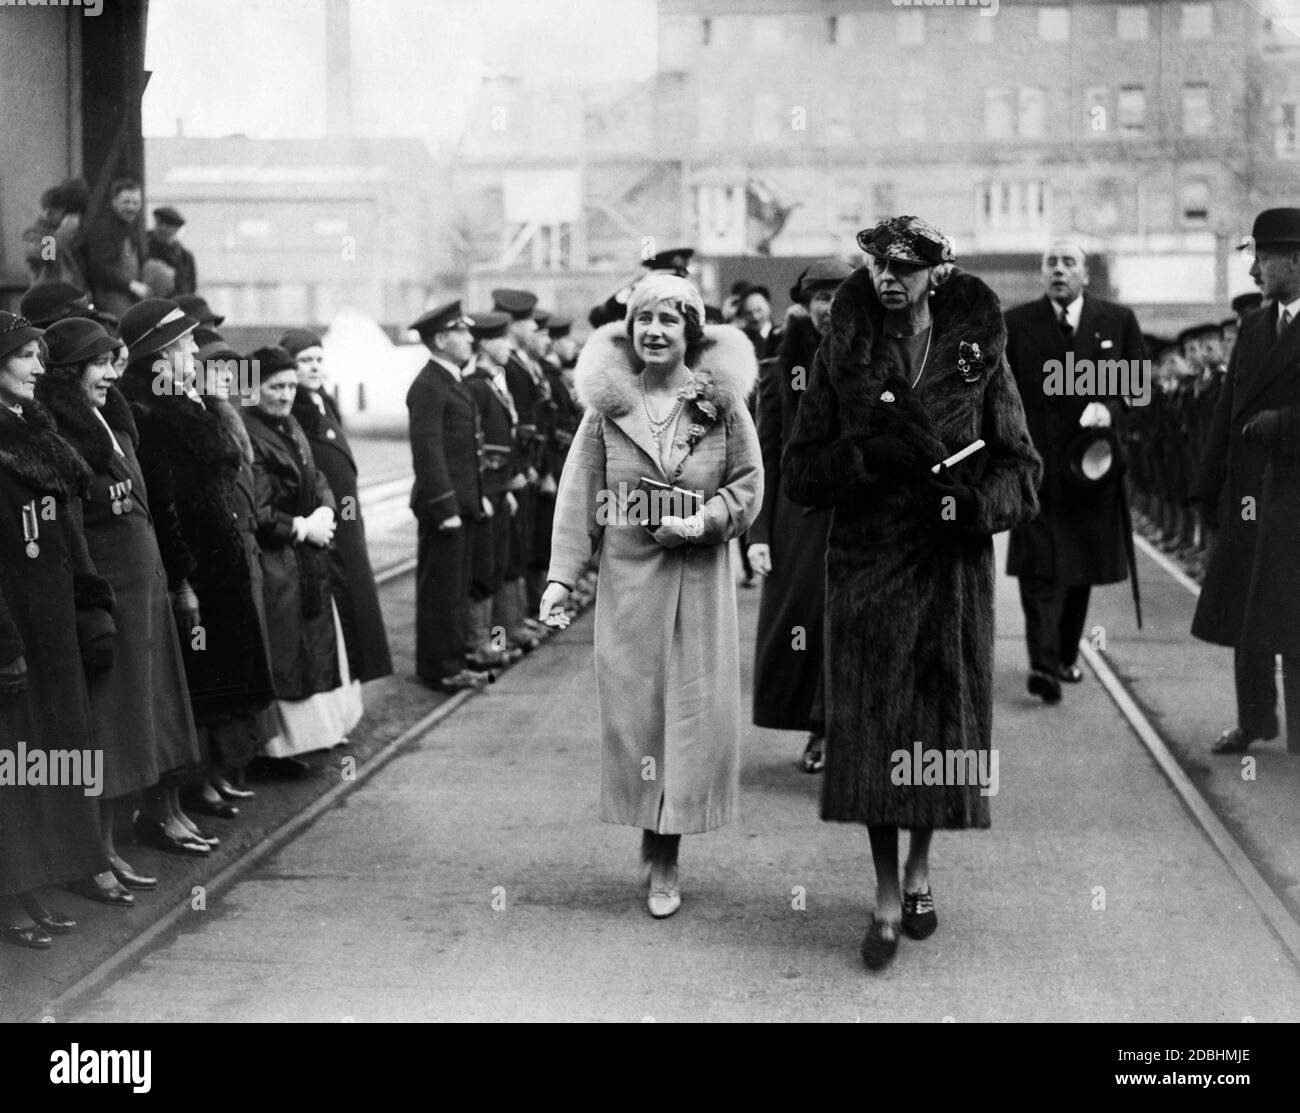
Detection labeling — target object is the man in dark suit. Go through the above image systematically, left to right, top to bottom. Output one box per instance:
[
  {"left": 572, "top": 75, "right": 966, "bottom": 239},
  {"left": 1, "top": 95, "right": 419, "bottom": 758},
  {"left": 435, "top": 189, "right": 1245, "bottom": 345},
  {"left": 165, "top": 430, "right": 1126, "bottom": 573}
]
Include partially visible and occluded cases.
[
  {"left": 80, "top": 177, "right": 150, "bottom": 318},
  {"left": 1192, "top": 208, "right": 1300, "bottom": 755},
  {"left": 1006, "top": 239, "right": 1145, "bottom": 703},
  {"left": 406, "top": 301, "right": 491, "bottom": 693}
]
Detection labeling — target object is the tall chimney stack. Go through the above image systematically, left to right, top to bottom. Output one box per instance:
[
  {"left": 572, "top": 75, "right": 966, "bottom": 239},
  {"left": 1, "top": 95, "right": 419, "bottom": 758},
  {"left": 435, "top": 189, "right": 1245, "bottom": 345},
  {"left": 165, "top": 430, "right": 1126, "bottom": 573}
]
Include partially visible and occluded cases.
[{"left": 325, "top": 0, "right": 353, "bottom": 137}]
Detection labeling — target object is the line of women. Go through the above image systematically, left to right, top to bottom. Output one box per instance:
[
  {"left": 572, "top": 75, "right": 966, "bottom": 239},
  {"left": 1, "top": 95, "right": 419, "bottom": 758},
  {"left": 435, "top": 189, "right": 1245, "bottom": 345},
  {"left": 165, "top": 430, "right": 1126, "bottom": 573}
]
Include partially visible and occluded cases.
[
  {"left": 541, "top": 217, "right": 1042, "bottom": 969},
  {"left": 0, "top": 298, "right": 391, "bottom": 950}
]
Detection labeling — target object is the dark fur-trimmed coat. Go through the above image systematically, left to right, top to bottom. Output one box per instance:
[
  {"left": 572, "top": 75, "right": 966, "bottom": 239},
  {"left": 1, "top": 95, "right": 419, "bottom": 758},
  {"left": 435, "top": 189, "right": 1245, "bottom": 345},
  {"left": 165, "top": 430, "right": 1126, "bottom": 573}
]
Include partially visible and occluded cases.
[
  {"left": 784, "top": 266, "right": 1041, "bottom": 828},
  {"left": 549, "top": 323, "right": 763, "bottom": 834},
  {"left": 119, "top": 367, "right": 275, "bottom": 724},
  {"left": 37, "top": 377, "right": 201, "bottom": 796},
  {"left": 0, "top": 402, "right": 111, "bottom": 895}
]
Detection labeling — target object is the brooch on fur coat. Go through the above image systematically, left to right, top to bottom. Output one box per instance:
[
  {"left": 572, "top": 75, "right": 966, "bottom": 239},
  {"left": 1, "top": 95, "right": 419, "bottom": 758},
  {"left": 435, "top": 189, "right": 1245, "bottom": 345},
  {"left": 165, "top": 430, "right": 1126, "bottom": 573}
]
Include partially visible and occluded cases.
[{"left": 957, "top": 341, "right": 984, "bottom": 384}]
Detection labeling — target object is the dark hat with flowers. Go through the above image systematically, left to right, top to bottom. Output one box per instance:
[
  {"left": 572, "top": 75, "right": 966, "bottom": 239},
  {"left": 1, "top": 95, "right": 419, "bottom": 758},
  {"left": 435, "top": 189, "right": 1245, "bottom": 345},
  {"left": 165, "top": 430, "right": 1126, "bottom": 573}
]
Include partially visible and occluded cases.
[{"left": 857, "top": 216, "right": 956, "bottom": 267}]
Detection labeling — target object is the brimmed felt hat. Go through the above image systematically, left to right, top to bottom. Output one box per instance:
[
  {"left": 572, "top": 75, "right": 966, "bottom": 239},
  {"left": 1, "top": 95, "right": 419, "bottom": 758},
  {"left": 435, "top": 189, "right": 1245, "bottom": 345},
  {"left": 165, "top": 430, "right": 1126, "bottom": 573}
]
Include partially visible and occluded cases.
[
  {"left": 153, "top": 206, "right": 186, "bottom": 227},
  {"left": 1238, "top": 208, "right": 1300, "bottom": 252},
  {"left": 857, "top": 215, "right": 956, "bottom": 267},
  {"left": 641, "top": 247, "right": 694, "bottom": 276},
  {"left": 795, "top": 257, "right": 854, "bottom": 303},
  {"left": 20, "top": 281, "right": 92, "bottom": 327},
  {"left": 174, "top": 294, "right": 225, "bottom": 328},
  {"left": 118, "top": 298, "right": 199, "bottom": 360},
  {"left": 0, "top": 312, "right": 44, "bottom": 362},
  {"left": 546, "top": 316, "right": 572, "bottom": 339},
  {"left": 42, "top": 317, "right": 121, "bottom": 366},
  {"left": 1176, "top": 323, "right": 1222, "bottom": 347},
  {"left": 279, "top": 328, "right": 324, "bottom": 358},
  {"left": 1062, "top": 427, "right": 1125, "bottom": 490}
]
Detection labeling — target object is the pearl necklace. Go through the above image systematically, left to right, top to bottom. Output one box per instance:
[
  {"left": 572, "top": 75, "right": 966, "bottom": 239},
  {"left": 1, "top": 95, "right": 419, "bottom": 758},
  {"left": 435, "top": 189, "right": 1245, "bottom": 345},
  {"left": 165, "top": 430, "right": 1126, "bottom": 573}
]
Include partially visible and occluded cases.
[{"left": 642, "top": 372, "right": 693, "bottom": 438}]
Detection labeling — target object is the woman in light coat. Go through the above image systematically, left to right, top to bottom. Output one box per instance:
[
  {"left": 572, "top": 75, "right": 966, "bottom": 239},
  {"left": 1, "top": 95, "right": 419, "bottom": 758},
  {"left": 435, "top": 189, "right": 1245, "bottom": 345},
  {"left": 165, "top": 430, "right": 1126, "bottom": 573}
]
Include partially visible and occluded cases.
[{"left": 540, "top": 274, "right": 762, "bottom": 919}]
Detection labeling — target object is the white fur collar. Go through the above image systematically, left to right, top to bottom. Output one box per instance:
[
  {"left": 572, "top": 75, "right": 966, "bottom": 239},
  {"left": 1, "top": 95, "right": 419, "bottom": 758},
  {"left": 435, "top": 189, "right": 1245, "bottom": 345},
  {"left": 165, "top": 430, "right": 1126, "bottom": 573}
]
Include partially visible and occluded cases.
[{"left": 574, "top": 322, "right": 758, "bottom": 418}]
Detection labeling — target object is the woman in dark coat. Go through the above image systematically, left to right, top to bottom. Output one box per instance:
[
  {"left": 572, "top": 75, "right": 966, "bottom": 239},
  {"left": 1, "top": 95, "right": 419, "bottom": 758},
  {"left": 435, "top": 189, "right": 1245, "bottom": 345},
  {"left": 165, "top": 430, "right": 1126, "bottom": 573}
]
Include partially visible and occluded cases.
[
  {"left": 784, "top": 217, "right": 1041, "bottom": 969},
  {"left": 748, "top": 260, "right": 851, "bottom": 772},
  {"left": 118, "top": 299, "right": 275, "bottom": 851},
  {"left": 0, "top": 313, "right": 115, "bottom": 947},
  {"left": 37, "top": 317, "right": 203, "bottom": 895},
  {"left": 282, "top": 329, "right": 391, "bottom": 684},
  {"left": 243, "top": 348, "right": 360, "bottom": 758}
]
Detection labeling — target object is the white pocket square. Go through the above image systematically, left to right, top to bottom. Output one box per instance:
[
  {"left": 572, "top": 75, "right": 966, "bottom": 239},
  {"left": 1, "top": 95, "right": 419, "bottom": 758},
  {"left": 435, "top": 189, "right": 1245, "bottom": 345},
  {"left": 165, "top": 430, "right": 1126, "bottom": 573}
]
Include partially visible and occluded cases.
[{"left": 1100, "top": 339, "right": 1114, "bottom": 350}]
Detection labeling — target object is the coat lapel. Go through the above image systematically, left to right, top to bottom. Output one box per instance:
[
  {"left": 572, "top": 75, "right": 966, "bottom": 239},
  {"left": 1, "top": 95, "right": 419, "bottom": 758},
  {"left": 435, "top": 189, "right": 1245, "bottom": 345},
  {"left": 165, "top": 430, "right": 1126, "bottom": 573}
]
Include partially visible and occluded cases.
[
  {"left": 1232, "top": 310, "right": 1300, "bottom": 419},
  {"left": 607, "top": 408, "right": 667, "bottom": 478}
]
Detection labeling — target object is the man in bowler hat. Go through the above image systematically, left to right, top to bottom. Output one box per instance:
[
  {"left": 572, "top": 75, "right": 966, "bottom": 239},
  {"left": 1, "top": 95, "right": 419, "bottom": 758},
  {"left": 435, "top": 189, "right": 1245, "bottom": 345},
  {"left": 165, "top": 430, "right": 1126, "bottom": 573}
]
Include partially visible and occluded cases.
[
  {"left": 1192, "top": 208, "right": 1300, "bottom": 755},
  {"left": 1005, "top": 239, "right": 1145, "bottom": 703},
  {"left": 406, "top": 301, "right": 492, "bottom": 693}
]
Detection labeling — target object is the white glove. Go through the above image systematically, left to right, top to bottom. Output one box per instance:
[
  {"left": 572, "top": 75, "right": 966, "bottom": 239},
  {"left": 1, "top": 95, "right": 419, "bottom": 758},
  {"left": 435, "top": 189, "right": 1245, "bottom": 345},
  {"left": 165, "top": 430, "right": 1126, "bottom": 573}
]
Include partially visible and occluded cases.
[
  {"left": 1079, "top": 402, "right": 1112, "bottom": 428},
  {"left": 747, "top": 543, "right": 772, "bottom": 576},
  {"left": 539, "top": 582, "right": 571, "bottom": 629}
]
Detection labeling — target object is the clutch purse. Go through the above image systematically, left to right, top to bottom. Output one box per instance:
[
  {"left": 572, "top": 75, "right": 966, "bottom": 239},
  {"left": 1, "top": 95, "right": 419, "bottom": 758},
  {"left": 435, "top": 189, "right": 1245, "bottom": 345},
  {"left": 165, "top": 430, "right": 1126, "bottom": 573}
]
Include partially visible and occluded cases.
[{"left": 635, "top": 476, "right": 702, "bottom": 529}]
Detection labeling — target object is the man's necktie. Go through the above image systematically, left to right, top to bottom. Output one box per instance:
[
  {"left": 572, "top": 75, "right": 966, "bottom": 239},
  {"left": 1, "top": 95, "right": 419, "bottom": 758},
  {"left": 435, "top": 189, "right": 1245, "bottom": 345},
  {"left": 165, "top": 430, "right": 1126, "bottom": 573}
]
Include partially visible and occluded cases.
[
  {"left": 1058, "top": 306, "right": 1074, "bottom": 346},
  {"left": 1279, "top": 309, "right": 1292, "bottom": 340}
]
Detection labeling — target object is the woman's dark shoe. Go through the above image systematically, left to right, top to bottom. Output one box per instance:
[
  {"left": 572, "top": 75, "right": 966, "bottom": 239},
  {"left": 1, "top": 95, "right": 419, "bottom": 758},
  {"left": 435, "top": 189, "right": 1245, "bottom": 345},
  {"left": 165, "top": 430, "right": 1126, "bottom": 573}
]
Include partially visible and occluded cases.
[
  {"left": 1058, "top": 664, "right": 1084, "bottom": 683},
  {"left": 1027, "top": 668, "right": 1062, "bottom": 704},
  {"left": 1211, "top": 728, "right": 1261, "bottom": 754},
  {"left": 800, "top": 734, "right": 825, "bottom": 774},
  {"left": 247, "top": 754, "right": 317, "bottom": 779},
  {"left": 181, "top": 788, "right": 239, "bottom": 820},
  {"left": 133, "top": 816, "right": 211, "bottom": 856},
  {"left": 111, "top": 866, "right": 158, "bottom": 892},
  {"left": 64, "top": 878, "right": 135, "bottom": 907},
  {"left": 901, "top": 887, "right": 938, "bottom": 940},
  {"left": 19, "top": 896, "right": 77, "bottom": 934},
  {"left": 860, "top": 917, "right": 900, "bottom": 970},
  {"left": 3, "top": 923, "right": 54, "bottom": 949}
]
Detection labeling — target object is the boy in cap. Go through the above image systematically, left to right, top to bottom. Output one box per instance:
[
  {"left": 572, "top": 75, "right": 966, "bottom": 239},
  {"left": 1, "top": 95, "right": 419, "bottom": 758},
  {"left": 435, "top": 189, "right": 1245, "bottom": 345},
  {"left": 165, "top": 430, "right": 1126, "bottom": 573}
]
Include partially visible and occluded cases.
[{"left": 147, "top": 206, "right": 197, "bottom": 296}]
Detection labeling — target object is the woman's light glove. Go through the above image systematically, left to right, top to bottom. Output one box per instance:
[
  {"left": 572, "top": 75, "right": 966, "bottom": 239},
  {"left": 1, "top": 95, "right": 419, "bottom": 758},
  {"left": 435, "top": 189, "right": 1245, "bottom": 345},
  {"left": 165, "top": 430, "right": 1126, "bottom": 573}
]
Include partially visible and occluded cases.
[
  {"left": 1079, "top": 402, "right": 1112, "bottom": 428},
  {"left": 653, "top": 514, "right": 704, "bottom": 548},
  {"left": 747, "top": 543, "right": 772, "bottom": 576},
  {"left": 172, "top": 582, "right": 202, "bottom": 633},
  {"left": 539, "top": 582, "right": 571, "bottom": 629}
]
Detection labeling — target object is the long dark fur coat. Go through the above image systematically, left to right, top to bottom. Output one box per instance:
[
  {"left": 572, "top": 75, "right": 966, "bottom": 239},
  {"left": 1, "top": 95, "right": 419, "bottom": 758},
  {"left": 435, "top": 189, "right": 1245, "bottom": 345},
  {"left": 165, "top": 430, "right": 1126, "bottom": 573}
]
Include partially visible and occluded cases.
[{"left": 784, "top": 266, "right": 1041, "bottom": 828}]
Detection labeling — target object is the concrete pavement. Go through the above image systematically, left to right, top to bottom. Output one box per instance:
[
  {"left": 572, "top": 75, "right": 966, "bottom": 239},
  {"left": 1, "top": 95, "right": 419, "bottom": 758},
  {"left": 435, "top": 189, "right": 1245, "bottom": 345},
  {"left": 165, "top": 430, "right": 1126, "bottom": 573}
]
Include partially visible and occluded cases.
[{"left": 56, "top": 537, "right": 1300, "bottom": 1022}]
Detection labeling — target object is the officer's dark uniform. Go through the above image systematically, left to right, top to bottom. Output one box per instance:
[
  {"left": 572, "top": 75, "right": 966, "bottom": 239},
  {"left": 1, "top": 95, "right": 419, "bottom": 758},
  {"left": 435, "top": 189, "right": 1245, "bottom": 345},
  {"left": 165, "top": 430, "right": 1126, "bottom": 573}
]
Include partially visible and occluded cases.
[{"left": 406, "top": 302, "right": 484, "bottom": 685}]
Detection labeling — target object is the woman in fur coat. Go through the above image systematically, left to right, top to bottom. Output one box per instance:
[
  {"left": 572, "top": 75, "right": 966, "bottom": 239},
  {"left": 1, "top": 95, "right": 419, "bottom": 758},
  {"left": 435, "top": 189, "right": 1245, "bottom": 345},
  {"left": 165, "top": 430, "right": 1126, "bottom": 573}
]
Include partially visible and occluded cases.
[
  {"left": 784, "top": 217, "right": 1041, "bottom": 969},
  {"left": 540, "top": 274, "right": 763, "bottom": 920},
  {"left": 0, "top": 313, "right": 115, "bottom": 947},
  {"left": 37, "top": 317, "right": 203, "bottom": 897}
]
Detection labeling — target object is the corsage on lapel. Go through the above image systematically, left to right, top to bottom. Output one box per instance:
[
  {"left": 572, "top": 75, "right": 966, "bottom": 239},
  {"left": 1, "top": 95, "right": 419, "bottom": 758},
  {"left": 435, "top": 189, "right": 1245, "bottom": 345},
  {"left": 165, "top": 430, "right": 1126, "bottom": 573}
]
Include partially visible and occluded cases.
[{"left": 957, "top": 340, "right": 984, "bottom": 384}]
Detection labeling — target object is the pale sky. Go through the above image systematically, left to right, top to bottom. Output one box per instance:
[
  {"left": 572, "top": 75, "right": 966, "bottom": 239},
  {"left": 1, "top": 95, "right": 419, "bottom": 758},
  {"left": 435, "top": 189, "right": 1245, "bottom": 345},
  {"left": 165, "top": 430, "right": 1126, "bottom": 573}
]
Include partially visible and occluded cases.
[{"left": 143, "top": 0, "right": 659, "bottom": 147}]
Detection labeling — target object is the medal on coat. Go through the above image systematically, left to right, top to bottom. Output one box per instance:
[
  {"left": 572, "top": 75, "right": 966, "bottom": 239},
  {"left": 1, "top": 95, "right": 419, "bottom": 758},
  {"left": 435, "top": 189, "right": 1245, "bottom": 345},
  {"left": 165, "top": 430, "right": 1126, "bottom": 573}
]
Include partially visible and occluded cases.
[
  {"left": 110, "top": 478, "right": 134, "bottom": 515},
  {"left": 21, "top": 501, "right": 39, "bottom": 558}
]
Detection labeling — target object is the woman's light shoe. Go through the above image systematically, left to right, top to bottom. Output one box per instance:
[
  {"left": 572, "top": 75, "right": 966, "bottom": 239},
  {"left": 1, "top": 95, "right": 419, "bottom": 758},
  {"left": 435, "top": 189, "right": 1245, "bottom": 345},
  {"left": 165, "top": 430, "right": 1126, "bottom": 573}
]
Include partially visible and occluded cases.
[{"left": 647, "top": 865, "right": 681, "bottom": 918}]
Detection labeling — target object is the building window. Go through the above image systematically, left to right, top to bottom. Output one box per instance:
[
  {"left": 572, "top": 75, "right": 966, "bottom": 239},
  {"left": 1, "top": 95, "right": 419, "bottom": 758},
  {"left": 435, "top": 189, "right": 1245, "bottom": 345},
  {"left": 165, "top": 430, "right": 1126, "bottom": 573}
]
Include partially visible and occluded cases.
[
  {"left": 1181, "top": 2, "right": 1213, "bottom": 38},
  {"left": 1117, "top": 5, "right": 1149, "bottom": 40},
  {"left": 1038, "top": 7, "right": 1070, "bottom": 41},
  {"left": 897, "top": 10, "right": 925, "bottom": 45},
  {"left": 753, "top": 16, "right": 783, "bottom": 51},
  {"left": 701, "top": 17, "right": 712, "bottom": 46},
  {"left": 1182, "top": 82, "right": 1212, "bottom": 135},
  {"left": 1117, "top": 85, "right": 1146, "bottom": 134},
  {"left": 1019, "top": 87, "right": 1047, "bottom": 139},
  {"left": 1085, "top": 87, "right": 1109, "bottom": 136},
  {"left": 985, "top": 88, "right": 1015, "bottom": 139},
  {"left": 899, "top": 90, "right": 926, "bottom": 140},
  {"left": 753, "top": 93, "right": 782, "bottom": 143},
  {"left": 1277, "top": 103, "right": 1299, "bottom": 156},
  {"left": 1181, "top": 179, "right": 1209, "bottom": 223},
  {"left": 976, "top": 180, "right": 1052, "bottom": 235},
  {"left": 872, "top": 182, "right": 897, "bottom": 222},
  {"left": 235, "top": 218, "right": 271, "bottom": 239}
]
